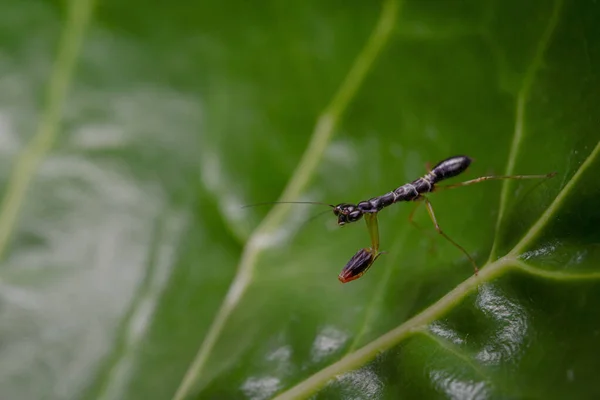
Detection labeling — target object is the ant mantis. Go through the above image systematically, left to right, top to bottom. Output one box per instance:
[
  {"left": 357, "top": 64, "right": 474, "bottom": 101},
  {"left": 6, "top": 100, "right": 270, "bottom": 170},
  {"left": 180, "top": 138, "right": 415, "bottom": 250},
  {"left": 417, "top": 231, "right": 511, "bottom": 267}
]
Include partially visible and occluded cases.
[{"left": 250, "top": 155, "right": 555, "bottom": 283}]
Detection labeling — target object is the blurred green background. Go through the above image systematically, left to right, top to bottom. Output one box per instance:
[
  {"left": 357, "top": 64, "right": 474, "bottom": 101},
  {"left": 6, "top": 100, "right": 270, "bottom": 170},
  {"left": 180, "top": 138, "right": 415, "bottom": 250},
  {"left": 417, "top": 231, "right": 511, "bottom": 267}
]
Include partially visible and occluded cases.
[{"left": 1, "top": 0, "right": 600, "bottom": 399}]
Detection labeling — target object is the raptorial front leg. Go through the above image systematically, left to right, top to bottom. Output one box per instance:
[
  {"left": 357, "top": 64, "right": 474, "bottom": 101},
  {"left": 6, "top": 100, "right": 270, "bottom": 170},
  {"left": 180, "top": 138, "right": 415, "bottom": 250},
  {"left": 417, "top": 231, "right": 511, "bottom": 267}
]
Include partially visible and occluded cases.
[
  {"left": 423, "top": 197, "right": 479, "bottom": 275},
  {"left": 338, "top": 213, "right": 383, "bottom": 283}
]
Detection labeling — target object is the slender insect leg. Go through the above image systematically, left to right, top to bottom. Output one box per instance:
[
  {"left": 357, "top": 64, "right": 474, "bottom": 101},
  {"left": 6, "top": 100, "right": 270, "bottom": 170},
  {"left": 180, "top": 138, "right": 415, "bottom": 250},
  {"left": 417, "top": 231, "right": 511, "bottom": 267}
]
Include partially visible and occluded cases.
[
  {"left": 434, "top": 172, "right": 556, "bottom": 191},
  {"left": 423, "top": 197, "right": 479, "bottom": 275},
  {"left": 408, "top": 198, "right": 437, "bottom": 253},
  {"left": 408, "top": 198, "right": 424, "bottom": 229},
  {"left": 364, "top": 213, "right": 380, "bottom": 253}
]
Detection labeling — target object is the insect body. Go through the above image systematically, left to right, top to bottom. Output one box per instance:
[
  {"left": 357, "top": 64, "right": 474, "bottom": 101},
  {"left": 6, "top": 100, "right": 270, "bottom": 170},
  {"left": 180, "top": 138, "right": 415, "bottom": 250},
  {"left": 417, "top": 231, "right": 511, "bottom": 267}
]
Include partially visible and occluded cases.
[
  {"left": 248, "top": 155, "right": 555, "bottom": 283},
  {"left": 333, "top": 155, "right": 555, "bottom": 283},
  {"left": 333, "top": 156, "right": 471, "bottom": 225}
]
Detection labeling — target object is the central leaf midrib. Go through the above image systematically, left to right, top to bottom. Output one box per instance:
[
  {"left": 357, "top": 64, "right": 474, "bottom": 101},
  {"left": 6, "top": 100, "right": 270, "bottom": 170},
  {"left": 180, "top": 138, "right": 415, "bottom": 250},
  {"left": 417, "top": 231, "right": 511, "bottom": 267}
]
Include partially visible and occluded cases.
[
  {"left": 0, "top": 0, "right": 95, "bottom": 261},
  {"left": 490, "top": 0, "right": 564, "bottom": 260},
  {"left": 171, "top": 1, "right": 402, "bottom": 399},
  {"left": 273, "top": 137, "right": 600, "bottom": 400}
]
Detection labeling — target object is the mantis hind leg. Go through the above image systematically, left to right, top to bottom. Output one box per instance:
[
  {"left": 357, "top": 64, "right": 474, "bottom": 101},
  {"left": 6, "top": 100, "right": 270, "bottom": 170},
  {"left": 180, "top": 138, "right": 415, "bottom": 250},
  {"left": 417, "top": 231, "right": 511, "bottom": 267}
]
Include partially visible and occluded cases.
[
  {"left": 434, "top": 172, "right": 556, "bottom": 192},
  {"left": 423, "top": 196, "right": 479, "bottom": 275},
  {"left": 408, "top": 198, "right": 437, "bottom": 254}
]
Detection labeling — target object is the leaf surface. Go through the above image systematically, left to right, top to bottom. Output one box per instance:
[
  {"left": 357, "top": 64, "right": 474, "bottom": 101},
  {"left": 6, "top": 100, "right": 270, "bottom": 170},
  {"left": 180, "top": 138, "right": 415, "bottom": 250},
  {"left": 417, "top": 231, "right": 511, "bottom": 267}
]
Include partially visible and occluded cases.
[{"left": 1, "top": 1, "right": 599, "bottom": 399}]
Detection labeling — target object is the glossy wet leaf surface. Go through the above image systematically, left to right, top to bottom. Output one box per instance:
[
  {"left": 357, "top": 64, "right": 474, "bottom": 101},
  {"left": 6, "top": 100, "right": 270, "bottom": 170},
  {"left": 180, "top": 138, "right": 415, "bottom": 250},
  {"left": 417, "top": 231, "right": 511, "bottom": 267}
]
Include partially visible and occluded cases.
[{"left": 1, "top": 0, "right": 599, "bottom": 399}]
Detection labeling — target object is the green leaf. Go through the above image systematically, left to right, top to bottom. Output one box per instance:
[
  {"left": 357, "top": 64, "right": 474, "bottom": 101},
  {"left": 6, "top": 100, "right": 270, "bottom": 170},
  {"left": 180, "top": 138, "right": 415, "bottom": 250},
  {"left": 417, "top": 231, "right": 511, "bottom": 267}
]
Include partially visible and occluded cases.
[{"left": 1, "top": 0, "right": 599, "bottom": 399}]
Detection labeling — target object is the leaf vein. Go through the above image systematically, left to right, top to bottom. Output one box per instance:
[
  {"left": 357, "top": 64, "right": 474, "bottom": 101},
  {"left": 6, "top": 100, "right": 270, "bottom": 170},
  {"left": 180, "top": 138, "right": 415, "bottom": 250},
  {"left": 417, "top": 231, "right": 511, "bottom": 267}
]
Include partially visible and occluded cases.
[
  {"left": 0, "top": 0, "right": 95, "bottom": 260},
  {"left": 490, "top": 0, "right": 564, "bottom": 259},
  {"left": 171, "top": 1, "right": 401, "bottom": 399},
  {"left": 510, "top": 140, "right": 600, "bottom": 255},
  {"left": 513, "top": 255, "right": 600, "bottom": 280},
  {"left": 273, "top": 257, "right": 512, "bottom": 400},
  {"left": 420, "top": 330, "right": 490, "bottom": 382}
]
